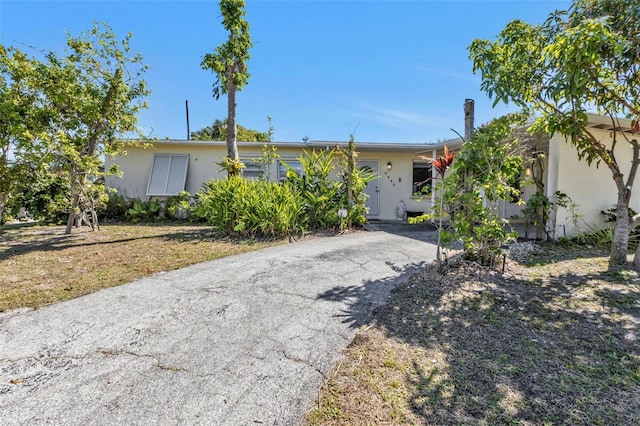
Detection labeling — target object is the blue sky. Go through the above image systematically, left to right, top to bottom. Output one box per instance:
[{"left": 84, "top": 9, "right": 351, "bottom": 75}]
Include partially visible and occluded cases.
[{"left": 1, "top": 0, "right": 569, "bottom": 143}]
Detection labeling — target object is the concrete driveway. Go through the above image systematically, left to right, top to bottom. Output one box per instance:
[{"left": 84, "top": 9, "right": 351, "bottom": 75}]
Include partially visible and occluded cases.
[{"left": 0, "top": 229, "right": 437, "bottom": 425}]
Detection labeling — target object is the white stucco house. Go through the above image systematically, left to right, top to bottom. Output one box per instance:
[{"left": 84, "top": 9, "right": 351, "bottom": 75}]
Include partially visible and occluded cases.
[
  {"left": 106, "top": 114, "right": 639, "bottom": 239},
  {"left": 106, "top": 139, "right": 453, "bottom": 221}
]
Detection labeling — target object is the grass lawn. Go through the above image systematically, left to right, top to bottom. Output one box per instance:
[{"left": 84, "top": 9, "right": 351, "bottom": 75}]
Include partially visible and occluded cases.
[
  {"left": 0, "top": 222, "right": 283, "bottom": 313},
  {"left": 307, "top": 243, "right": 640, "bottom": 425}
]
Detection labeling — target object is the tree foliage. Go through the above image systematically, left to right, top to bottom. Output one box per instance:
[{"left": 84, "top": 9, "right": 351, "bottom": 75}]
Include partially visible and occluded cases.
[
  {"left": 201, "top": 0, "right": 253, "bottom": 176},
  {"left": 469, "top": 0, "right": 640, "bottom": 268},
  {"left": 41, "top": 22, "right": 150, "bottom": 233},
  {"left": 0, "top": 23, "right": 149, "bottom": 231},
  {"left": 0, "top": 46, "right": 53, "bottom": 223},
  {"left": 441, "top": 115, "right": 525, "bottom": 265},
  {"left": 190, "top": 118, "right": 268, "bottom": 142},
  {"left": 193, "top": 144, "right": 374, "bottom": 237}
]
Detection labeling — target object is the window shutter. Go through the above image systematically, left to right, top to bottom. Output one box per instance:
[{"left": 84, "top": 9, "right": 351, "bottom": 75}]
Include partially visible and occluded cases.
[{"left": 147, "top": 154, "right": 189, "bottom": 196}]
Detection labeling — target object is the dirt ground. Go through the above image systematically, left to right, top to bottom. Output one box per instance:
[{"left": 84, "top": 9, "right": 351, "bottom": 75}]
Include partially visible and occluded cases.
[
  {"left": 0, "top": 222, "right": 281, "bottom": 313},
  {"left": 308, "top": 242, "right": 640, "bottom": 425}
]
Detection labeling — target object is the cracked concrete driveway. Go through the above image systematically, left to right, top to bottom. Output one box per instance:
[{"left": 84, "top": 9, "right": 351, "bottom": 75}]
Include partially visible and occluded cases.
[{"left": 0, "top": 229, "right": 436, "bottom": 425}]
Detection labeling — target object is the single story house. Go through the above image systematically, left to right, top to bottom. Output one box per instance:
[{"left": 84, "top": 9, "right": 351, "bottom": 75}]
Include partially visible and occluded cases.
[
  {"left": 106, "top": 114, "right": 639, "bottom": 239},
  {"left": 544, "top": 114, "right": 639, "bottom": 238},
  {"left": 106, "top": 139, "right": 455, "bottom": 221}
]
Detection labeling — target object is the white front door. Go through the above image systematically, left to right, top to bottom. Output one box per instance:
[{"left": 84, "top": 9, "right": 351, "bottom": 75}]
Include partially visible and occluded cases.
[{"left": 358, "top": 160, "right": 380, "bottom": 216}]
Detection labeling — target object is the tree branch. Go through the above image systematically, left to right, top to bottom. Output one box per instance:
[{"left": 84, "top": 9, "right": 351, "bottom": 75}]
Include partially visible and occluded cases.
[{"left": 626, "top": 138, "right": 640, "bottom": 190}]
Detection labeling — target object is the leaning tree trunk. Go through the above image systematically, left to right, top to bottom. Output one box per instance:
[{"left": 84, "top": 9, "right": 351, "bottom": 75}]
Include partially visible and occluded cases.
[
  {"left": 63, "top": 72, "right": 117, "bottom": 235},
  {"left": 611, "top": 138, "right": 639, "bottom": 267},
  {"left": 628, "top": 140, "right": 640, "bottom": 270},
  {"left": 610, "top": 187, "right": 631, "bottom": 265},
  {"left": 65, "top": 189, "right": 81, "bottom": 235}
]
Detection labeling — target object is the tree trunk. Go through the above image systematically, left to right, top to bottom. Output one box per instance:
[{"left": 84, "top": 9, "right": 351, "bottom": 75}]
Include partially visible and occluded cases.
[
  {"left": 226, "top": 67, "right": 239, "bottom": 177},
  {"left": 62, "top": 71, "right": 116, "bottom": 235},
  {"left": 346, "top": 137, "right": 354, "bottom": 214},
  {"left": 436, "top": 187, "right": 444, "bottom": 271},
  {"left": 610, "top": 187, "right": 631, "bottom": 265},
  {"left": 65, "top": 191, "right": 81, "bottom": 235},
  {"left": 0, "top": 192, "right": 9, "bottom": 225},
  {"left": 536, "top": 204, "right": 544, "bottom": 240},
  {"left": 633, "top": 214, "right": 640, "bottom": 270}
]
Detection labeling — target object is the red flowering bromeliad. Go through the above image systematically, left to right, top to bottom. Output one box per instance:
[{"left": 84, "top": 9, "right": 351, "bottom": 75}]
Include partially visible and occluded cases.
[
  {"left": 419, "top": 144, "right": 455, "bottom": 271},
  {"left": 420, "top": 145, "right": 455, "bottom": 179}
]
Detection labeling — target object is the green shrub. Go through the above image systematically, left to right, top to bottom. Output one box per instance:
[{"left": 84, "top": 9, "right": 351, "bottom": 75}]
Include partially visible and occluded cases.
[
  {"left": 425, "top": 115, "right": 526, "bottom": 266},
  {"left": 336, "top": 137, "right": 375, "bottom": 228},
  {"left": 193, "top": 142, "right": 373, "bottom": 238},
  {"left": 287, "top": 144, "right": 374, "bottom": 230},
  {"left": 286, "top": 149, "right": 342, "bottom": 230},
  {"left": 9, "top": 174, "right": 70, "bottom": 224},
  {"left": 193, "top": 176, "right": 304, "bottom": 237},
  {"left": 165, "top": 191, "right": 192, "bottom": 220},
  {"left": 101, "top": 193, "right": 132, "bottom": 220},
  {"left": 126, "top": 199, "right": 162, "bottom": 223},
  {"left": 576, "top": 226, "right": 614, "bottom": 248}
]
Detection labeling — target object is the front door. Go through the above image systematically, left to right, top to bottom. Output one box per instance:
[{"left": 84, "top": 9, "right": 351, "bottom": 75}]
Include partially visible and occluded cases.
[{"left": 358, "top": 160, "right": 380, "bottom": 216}]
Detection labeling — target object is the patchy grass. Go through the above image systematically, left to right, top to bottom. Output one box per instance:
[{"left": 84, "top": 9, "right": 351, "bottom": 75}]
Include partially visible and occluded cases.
[
  {"left": 0, "top": 222, "right": 283, "bottom": 312},
  {"left": 308, "top": 243, "right": 640, "bottom": 425}
]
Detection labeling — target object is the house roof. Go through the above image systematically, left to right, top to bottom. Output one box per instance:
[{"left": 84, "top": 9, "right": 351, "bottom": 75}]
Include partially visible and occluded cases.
[
  {"left": 585, "top": 113, "right": 635, "bottom": 134},
  {"left": 131, "top": 114, "right": 634, "bottom": 154},
  {"left": 141, "top": 139, "right": 458, "bottom": 153}
]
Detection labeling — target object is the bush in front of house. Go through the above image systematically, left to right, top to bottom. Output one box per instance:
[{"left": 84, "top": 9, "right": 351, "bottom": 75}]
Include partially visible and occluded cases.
[
  {"left": 193, "top": 145, "right": 374, "bottom": 238},
  {"left": 286, "top": 145, "right": 374, "bottom": 230},
  {"left": 285, "top": 149, "right": 343, "bottom": 230},
  {"left": 8, "top": 174, "right": 71, "bottom": 224},
  {"left": 192, "top": 176, "right": 305, "bottom": 236},
  {"left": 100, "top": 191, "right": 195, "bottom": 223},
  {"left": 101, "top": 193, "right": 133, "bottom": 220}
]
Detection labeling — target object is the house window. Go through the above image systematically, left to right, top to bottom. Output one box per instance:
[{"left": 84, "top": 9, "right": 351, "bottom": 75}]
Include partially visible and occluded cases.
[
  {"left": 146, "top": 154, "right": 189, "bottom": 196},
  {"left": 278, "top": 159, "right": 302, "bottom": 181},
  {"left": 242, "top": 160, "right": 264, "bottom": 180},
  {"left": 412, "top": 162, "right": 432, "bottom": 195}
]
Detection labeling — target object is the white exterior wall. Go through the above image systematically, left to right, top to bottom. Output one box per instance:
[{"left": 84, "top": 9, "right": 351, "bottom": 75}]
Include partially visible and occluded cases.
[
  {"left": 551, "top": 129, "right": 640, "bottom": 238},
  {"left": 106, "top": 142, "right": 449, "bottom": 221},
  {"left": 106, "top": 143, "right": 307, "bottom": 199},
  {"left": 360, "top": 151, "right": 436, "bottom": 220}
]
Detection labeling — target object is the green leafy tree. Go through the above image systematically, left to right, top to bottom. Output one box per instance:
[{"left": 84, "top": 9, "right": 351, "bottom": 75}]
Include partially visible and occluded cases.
[
  {"left": 201, "top": 0, "right": 253, "bottom": 177},
  {"left": 469, "top": 0, "right": 640, "bottom": 268},
  {"left": 38, "top": 22, "right": 150, "bottom": 234},
  {"left": 0, "top": 46, "right": 53, "bottom": 223},
  {"left": 411, "top": 115, "right": 525, "bottom": 268},
  {"left": 444, "top": 115, "right": 524, "bottom": 265},
  {"left": 190, "top": 118, "right": 269, "bottom": 142},
  {"left": 419, "top": 145, "right": 455, "bottom": 270},
  {"left": 11, "top": 173, "right": 71, "bottom": 224}
]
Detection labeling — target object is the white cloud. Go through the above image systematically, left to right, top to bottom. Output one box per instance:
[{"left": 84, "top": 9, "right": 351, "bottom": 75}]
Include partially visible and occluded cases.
[{"left": 346, "top": 98, "right": 453, "bottom": 130}]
